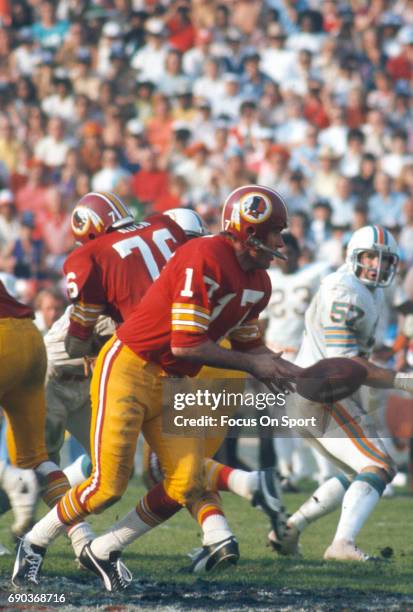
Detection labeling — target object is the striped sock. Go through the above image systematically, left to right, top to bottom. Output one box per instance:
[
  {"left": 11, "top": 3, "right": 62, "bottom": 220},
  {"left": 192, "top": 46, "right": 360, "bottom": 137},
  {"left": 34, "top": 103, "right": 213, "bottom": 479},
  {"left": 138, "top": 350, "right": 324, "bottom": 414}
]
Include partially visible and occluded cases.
[
  {"left": 35, "top": 461, "right": 71, "bottom": 508},
  {"left": 190, "top": 491, "right": 232, "bottom": 546}
]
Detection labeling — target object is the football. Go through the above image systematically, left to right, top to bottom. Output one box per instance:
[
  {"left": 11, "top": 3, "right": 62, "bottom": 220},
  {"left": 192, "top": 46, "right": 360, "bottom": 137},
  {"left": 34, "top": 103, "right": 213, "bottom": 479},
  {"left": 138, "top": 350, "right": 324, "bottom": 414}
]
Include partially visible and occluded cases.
[{"left": 296, "top": 357, "right": 368, "bottom": 403}]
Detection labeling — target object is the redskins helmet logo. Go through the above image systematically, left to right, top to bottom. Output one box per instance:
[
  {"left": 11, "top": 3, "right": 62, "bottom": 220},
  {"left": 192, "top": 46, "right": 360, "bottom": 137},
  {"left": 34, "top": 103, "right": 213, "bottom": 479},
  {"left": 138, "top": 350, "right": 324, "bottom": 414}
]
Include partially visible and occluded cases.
[
  {"left": 239, "top": 193, "right": 272, "bottom": 224},
  {"left": 71, "top": 206, "right": 105, "bottom": 237}
]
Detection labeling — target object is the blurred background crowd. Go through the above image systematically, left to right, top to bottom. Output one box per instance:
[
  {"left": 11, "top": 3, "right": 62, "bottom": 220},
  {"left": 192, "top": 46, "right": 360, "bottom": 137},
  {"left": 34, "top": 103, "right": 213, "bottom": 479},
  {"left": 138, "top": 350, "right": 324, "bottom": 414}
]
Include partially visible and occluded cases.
[{"left": 0, "top": 0, "right": 413, "bottom": 315}]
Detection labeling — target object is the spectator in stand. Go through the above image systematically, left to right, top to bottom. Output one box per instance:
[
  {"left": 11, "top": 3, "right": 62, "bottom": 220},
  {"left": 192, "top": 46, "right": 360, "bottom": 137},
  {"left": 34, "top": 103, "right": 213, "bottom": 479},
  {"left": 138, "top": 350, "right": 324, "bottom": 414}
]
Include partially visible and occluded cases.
[
  {"left": 30, "top": 0, "right": 69, "bottom": 51},
  {"left": 131, "top": 17, "right": 169, "bottom": 84},
  {"left": 260, "top": 22, "right": 296, "bottom": 85},
  {"left": 387, "top": 25, "right": 413, "bottom": 81},
  {"left": 183, "top": 28, "right": 213, "bottom": 79},
  {"left": 158, "top": 48, "right": 191, "bottom": 98},
  {"left": 193, "top": 56, "right": 225, "bottom": 111},
  {"left": 41, "top": 77, "right": 75, "bottom": 122},
  {"left": 145, "top": 93, "right": 174, "bottom": 155},
  {"left": 319, "top": 104, "right": 349, "bottom": 157},
  {"left": 0, "top": 115, "right": 21, "bottom": 174},
  {"left": 34, "top": 117, "right": 72, "bottom": 168},
  {"left": 79, "top": 122, "right": 103, "bottom": 176},
  {"left": 339, "top": 128, "right": 366, "bottom": 178},
  {"left": 381, "top": 129, "right": 413, "bottom": 179},
  {"left": 175, "top": 142, "right": 212, "bottom": 201},
  {"left": 257, "top": 144, "right": 290, "bottom": 195},
  {"left": 131, "top": 146, "right": 169, "bottom": 208},
  {"left": 313, "top": 146, "right": 341, "bottom": 199},
  {"left": 91, "top": 147, "right": 131, "bottom": 192},
  {"left": 351, "top": 153, "right": 377, "bottom": 203},
  {"left": 15, "top": 158, "right": 48, "bottom": 216},
  {"left": 368, "top": 171, "right": 407, "bottom": 227},
  {"left": 153, "top": 174, "right": 191, "bottom": 213},
  {"left": 330, "top": 175, "right": 357, "bottom": 227},
  {"left": 38, "top": 187, "right": 73, "bottom": 274},
  {"left": 0, "top": 190, "right": 21, "bottom": 253},
  {"left": 399, "top": 197, "right": 413, "bottom": 263},
  {"left": 6, "top": 211, "right": 46, "bottom": 280}
]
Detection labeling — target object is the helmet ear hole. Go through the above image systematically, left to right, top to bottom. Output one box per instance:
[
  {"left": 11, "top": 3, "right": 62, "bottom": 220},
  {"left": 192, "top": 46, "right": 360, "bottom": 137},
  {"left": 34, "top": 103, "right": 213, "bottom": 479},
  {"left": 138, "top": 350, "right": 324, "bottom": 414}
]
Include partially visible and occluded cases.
[{"left": 246, "top": 226, "right": 255, "bottom": 236}]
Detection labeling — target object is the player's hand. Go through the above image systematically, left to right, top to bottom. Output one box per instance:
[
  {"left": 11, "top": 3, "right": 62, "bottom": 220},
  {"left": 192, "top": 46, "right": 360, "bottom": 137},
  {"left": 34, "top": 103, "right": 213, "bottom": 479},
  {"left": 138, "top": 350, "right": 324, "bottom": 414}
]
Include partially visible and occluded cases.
[{"left": 250, "top": 354, "right": 302, "bottom": 393}]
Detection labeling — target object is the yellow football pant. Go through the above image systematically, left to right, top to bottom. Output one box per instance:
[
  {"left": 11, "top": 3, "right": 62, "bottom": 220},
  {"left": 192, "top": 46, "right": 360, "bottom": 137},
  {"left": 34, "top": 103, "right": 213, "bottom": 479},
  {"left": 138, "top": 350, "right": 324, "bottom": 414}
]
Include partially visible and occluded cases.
[
  {"left": 0, "top": 318, "right": 49, "bottom": 468},
  {"left": 59, "top": 335, "right": 242, "bottom": 522}
]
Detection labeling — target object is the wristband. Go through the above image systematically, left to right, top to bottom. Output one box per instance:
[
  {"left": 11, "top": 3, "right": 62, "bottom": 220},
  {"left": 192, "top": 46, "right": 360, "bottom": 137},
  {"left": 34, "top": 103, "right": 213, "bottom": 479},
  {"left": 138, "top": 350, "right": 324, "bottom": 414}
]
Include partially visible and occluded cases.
[{"left": 394, "top": 372, "right": 413, "bottom": 394}]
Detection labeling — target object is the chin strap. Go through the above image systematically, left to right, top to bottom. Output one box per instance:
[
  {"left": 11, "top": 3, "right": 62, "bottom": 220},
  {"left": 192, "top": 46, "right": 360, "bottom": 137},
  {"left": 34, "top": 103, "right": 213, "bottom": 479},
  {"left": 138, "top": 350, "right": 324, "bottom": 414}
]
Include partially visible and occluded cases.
[{"left": 247, "top": 236, "right": 288, "bottom": 261}]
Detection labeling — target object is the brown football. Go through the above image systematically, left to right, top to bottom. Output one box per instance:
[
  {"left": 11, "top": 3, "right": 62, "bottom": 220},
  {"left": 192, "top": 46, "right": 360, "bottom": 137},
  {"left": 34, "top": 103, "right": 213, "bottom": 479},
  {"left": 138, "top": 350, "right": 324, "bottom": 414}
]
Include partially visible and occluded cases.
[{"left": 296, "top": 357, "right": 368, "bottom": 403}]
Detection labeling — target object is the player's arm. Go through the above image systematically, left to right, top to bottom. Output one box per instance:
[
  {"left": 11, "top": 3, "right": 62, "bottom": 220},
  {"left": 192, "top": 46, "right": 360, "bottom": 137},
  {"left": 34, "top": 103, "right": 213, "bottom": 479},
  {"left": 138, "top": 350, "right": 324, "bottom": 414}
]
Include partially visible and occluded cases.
[
  {"left": 63, "top": 253, "right": 106, "bottom": 358},
  {"left": 171, "top": 264, "right": 301, "bottom": 388},
  {"left": 350, "top": 356, "right": 413, "bottom": 394}
]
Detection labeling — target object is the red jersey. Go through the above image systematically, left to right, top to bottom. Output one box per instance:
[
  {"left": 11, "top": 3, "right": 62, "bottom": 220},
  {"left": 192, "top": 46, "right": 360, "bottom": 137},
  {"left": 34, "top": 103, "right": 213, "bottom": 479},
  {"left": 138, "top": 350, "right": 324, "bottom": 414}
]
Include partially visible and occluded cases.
[
  {"left": 64, "top": 215, "right": 187, "bottom": 340},
  {"left": 117, "top": 234, "right": 271, "bottom": 376},
  {"left": 0, "top": 281, "right": 33, "bottom": 319}
]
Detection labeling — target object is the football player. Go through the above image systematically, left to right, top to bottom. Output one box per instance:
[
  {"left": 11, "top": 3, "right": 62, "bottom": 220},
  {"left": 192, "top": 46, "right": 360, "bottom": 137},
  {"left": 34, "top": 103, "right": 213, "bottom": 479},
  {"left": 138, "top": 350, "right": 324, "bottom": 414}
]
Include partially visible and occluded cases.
[
  {"left": 13, "top": 185, "right": 302, "bottom": 591},
  {"left": 43, "top": 193, "right": 202, "bottom": 473},
  {"left": 270, "top": 225, "right": 413, "bottom": 561},
  {"left": 0, "top": 280, "right": 92, "bottom": 565}
]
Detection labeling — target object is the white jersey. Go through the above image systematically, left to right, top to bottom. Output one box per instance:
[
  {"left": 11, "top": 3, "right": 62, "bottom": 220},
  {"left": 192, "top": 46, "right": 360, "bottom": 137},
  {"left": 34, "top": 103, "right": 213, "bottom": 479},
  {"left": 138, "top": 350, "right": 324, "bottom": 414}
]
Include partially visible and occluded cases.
[
  {"left": 263, "top": 262, "right": 330, "bottom": 354},
  {"left": 295, "top": 264, "right": 384, "bottom": 367},
  {"left": 44, "top": 306, "right": 116, "bottom": 371}
]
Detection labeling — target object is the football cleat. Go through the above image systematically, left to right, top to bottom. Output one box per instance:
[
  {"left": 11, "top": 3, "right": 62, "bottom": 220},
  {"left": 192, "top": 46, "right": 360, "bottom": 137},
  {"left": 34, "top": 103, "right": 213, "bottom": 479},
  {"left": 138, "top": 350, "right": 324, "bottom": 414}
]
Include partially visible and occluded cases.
[
  {"left": 2, "top": 467, "right": 39, "bottom": 538},
  {"left": 252, "top": 468, "right": 288, "bottom": 540},
  {"left": 268, "top": 524, "right": 301, "bottom": 556},
  {"left": 188, "top": 536, "right": 239, "bottom": 573},
  {"left": 12, "top": 537, "right": 46, "bottom": 587},
  {"left": 324, "top": 539, "right": 378, "bottom": 562},
  {"left": 79, "top": 543, "right": 132, "bottom": 592}
]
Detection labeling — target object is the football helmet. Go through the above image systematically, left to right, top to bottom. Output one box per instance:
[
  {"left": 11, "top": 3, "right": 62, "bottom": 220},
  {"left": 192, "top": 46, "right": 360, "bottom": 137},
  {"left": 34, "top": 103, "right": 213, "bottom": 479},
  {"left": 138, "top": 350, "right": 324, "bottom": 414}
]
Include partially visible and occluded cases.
[
  {"left": 221, "top": 185, "right": 288, "bottom": 259},
  {"left": 71, "top": 192, "right": 135, "bottom": 244},
  {"left": 163, "top": 208, "right": 208, "bottom": 238},
  {"left": 346, "top": 225, "right": 399, "bottom": 288}
]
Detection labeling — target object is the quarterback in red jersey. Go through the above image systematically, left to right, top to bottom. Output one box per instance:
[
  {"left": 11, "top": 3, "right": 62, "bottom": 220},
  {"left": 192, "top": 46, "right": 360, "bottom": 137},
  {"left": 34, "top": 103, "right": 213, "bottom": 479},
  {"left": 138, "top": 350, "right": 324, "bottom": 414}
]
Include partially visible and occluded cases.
[
  {"left": 14, "top": 186, "right": 303, "bottom": 591},
  {"left": 63, "top": 192, "right": 189, "bottom": 358}
]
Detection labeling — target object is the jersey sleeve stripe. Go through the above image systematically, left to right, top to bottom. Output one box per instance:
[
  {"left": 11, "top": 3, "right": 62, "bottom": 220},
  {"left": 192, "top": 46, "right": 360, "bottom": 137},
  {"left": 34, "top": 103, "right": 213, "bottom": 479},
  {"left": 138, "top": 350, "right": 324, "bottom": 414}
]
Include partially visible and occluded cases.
[
  {"left": 172, "top": 302, "right": 210, "bottom": 315},
  {"left": 172, "top": 308, "right": 210, "bottom": 321},
  {"left": 70, "top": 312, "right": 99, "bottom": 327},
  {"left": 172, "top": 313, "right": 210, "bottom": 325},
  {"left": 172, "top": 320, "right": 208, "bottom": 330},
  {"left": 172, "top": 323, "right": 207, "bottom": 333}
]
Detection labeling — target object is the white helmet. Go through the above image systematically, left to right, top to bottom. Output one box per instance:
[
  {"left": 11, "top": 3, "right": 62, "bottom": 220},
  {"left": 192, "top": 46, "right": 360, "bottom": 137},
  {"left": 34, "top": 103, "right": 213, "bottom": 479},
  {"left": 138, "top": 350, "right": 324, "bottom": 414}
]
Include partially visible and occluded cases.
[
  {"left": 163, "top": 208, "right": 208, "bottom": 238},
  {"left": 346, "top": 225, "right": 399, "bottom": 288}
]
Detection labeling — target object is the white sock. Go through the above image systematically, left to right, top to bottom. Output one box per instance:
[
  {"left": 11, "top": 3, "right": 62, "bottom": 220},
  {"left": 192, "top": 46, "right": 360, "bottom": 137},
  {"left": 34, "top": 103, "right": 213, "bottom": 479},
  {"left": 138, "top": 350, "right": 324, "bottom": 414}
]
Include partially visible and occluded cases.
[
  {"left": 64, "top": 455, "right": 91, "bottom": 487},
  {"left": 227, "top": 470, "right": 259, "bottom": 501},
  {"left": 289, "top": 476, "right": 349, "bottom": 532},
  {"left": 333, "top": 480, "right": 380, "bottom": 543},
  {"left": 26, "top": 505, "right": 66, "bottom": 549},
  {"left": 91, "top": 509, "right": 152, "bottom": 560},
  {"left": 202, "top": 514, "right": 232, "bottom": 546},
  {"left": 68, "top": 522, "right": 94, "bottom": 557}
]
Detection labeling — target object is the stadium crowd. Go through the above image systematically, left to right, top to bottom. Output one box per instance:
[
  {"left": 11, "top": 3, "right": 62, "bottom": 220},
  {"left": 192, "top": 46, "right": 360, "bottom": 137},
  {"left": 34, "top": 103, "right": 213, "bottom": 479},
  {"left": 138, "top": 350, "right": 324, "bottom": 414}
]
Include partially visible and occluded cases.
[
  {"left": 0, "top": 0, "right": 412, "bottom": 474},
  {"left": 0, "top": 0, "right": 413, "bottom": 292}
]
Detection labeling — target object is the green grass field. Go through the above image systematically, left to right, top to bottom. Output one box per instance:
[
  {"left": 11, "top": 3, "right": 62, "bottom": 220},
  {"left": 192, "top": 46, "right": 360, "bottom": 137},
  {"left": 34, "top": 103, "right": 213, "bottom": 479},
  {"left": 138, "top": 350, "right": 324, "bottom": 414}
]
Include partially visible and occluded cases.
[{"left": 0, "top": 479, "right": 412, "bottom": 611}]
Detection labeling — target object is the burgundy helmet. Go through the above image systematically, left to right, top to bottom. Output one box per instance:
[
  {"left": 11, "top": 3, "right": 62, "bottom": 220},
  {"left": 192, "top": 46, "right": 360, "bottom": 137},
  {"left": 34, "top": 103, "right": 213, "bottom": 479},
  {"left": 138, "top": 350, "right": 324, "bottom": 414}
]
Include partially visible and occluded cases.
[
  {"left": 221, "top": 184, "right": 288, "bottom": 258},
  {"left": 71, "top": 192, "right": 134, "bottom": 244}
]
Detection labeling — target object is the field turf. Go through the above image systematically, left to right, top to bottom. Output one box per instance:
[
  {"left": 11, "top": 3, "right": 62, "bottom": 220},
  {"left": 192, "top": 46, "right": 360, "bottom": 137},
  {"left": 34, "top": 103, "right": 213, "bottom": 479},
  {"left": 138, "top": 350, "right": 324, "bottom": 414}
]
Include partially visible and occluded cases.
[{"left": 0, "top": 479, "right": 412, "bottom": 611}]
